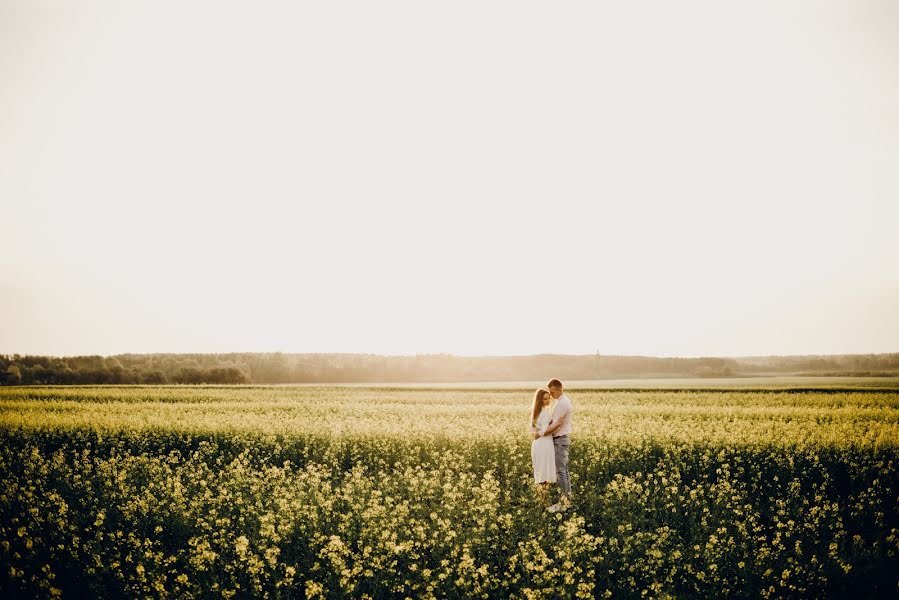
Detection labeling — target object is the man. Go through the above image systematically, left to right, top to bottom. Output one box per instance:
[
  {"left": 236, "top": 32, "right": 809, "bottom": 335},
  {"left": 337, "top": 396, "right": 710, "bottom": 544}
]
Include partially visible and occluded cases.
[{"left": 538, "top": 378, "right": 572, "bottom": 512}]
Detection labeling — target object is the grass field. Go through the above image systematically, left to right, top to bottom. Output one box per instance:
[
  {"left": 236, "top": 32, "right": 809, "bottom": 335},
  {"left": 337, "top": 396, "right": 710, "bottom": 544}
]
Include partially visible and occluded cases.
[{"left": 2, "top": 383, "right": 898, "bottom": 598}]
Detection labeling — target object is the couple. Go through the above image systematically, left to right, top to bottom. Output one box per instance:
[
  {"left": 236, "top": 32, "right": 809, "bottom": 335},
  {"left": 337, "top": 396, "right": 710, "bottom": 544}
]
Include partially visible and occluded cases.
[{"left": 530, "top": 378, "right": 572, "bottom": 513}]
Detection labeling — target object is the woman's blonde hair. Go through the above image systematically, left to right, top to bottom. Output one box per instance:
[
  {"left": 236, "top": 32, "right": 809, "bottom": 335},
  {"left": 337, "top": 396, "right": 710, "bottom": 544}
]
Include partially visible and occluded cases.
[{"left": 531, "top": 388, "right": 550, "bottom": 427}]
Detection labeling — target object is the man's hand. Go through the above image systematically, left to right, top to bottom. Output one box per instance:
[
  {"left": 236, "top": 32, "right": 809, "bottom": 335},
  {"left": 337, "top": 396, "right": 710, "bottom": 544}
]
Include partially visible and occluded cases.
[{"left": 533, "top": 433, "right": 540, "bottom": 440}]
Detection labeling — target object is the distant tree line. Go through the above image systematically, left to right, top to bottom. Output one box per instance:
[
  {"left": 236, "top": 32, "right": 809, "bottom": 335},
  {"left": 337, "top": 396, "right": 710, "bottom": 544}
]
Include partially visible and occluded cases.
[
  {"left": 1, "top": 352, "right": 897, "bottom": 385},
  {"left": 0, "top": 355, "right": 248, "bottom": 385}
]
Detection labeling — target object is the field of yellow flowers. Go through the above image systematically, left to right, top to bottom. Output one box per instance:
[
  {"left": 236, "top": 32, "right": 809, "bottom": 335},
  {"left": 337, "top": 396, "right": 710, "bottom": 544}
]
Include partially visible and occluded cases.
[{"left": 1, "top": 384, "right": 898, "bottom": 598}]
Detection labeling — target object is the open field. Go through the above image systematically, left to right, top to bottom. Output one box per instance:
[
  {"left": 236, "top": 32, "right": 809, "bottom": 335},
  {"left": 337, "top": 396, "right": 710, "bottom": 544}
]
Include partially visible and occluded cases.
[
  {"left": 4, "top": 374, "right": 896, "bottom": 395},
  {"left": 203, "top": 376, "right": 899, "bottom": 389},
  {"left": 2, "top": 384, "right": 898, "bottom": 598}
]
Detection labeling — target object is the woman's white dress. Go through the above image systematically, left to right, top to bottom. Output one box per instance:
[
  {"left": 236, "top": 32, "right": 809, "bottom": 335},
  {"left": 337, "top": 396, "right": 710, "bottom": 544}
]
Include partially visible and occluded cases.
[{"left": 531, "top": 407, "right": 557, "bottom": 484}]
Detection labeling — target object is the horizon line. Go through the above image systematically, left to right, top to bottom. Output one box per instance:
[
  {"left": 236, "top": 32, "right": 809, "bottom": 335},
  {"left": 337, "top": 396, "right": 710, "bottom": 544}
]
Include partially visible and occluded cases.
[{"left": 3, "top": 350, "right": 898, "bottom": 360}]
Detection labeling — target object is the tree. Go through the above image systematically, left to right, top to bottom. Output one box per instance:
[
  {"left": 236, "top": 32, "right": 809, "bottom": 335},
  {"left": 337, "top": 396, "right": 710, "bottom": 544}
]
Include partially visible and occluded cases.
[
  {"left": 4, "top": 365, "right": 22, "bottom": 385},
  {"left": 141, "top": 370, "right": 167, "bottom": 384}
]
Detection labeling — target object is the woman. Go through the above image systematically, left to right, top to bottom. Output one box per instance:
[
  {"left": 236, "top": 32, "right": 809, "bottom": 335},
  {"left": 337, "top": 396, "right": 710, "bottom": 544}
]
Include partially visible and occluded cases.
[{"left": 530, "top": 387, "right": 557, "bottom": 504}]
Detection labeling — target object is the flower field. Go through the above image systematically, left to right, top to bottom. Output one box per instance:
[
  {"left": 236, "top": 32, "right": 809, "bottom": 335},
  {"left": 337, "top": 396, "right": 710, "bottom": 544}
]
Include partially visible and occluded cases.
[{"left": 1, "top": 384, "right": 898, "bottom": 598}]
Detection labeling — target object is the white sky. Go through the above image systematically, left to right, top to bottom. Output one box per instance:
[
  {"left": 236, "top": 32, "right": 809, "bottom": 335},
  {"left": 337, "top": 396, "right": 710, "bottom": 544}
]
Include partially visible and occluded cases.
[{"left": 1, "top": 0, "right": 898, "bottom": 357}]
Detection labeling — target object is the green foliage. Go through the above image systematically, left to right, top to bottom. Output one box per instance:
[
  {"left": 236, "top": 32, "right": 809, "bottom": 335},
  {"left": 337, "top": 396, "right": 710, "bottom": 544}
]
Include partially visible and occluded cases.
[
  {"left": 2, "top": 352, "right": 898, "bottom": 385},
  {"left": 1, "top": 386, "right": 898, "bottom": 598}
]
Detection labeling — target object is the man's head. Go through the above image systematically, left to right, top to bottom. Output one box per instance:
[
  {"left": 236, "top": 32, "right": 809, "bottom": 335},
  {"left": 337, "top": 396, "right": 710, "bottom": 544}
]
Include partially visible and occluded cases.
[{"left": 548, "top": 379, "right": 563, "bottom": 399}]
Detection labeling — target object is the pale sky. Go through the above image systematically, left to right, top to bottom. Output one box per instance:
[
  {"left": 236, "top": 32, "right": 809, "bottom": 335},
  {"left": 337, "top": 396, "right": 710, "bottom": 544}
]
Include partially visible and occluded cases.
[{"left": 1, "top": 0, "right": 898, "bottom": 357}]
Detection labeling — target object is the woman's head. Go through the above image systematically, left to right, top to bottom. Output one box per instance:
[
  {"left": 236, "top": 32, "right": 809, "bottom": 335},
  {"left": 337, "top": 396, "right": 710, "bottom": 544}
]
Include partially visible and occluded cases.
[{"left": 531, "top": 387, "right": 551, "bottom": 425}]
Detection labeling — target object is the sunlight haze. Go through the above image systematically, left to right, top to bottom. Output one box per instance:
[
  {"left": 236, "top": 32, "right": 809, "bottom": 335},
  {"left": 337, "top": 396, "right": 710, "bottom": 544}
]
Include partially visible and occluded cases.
[{"left": 2, "top": 0, "right": 898, "bottom": 357}]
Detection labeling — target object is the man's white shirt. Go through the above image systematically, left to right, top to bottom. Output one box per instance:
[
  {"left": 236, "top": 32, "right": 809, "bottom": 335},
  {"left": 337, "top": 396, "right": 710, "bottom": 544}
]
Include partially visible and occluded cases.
[{"left": 550, "top": 393, "right": 573, "bottom": 438}]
